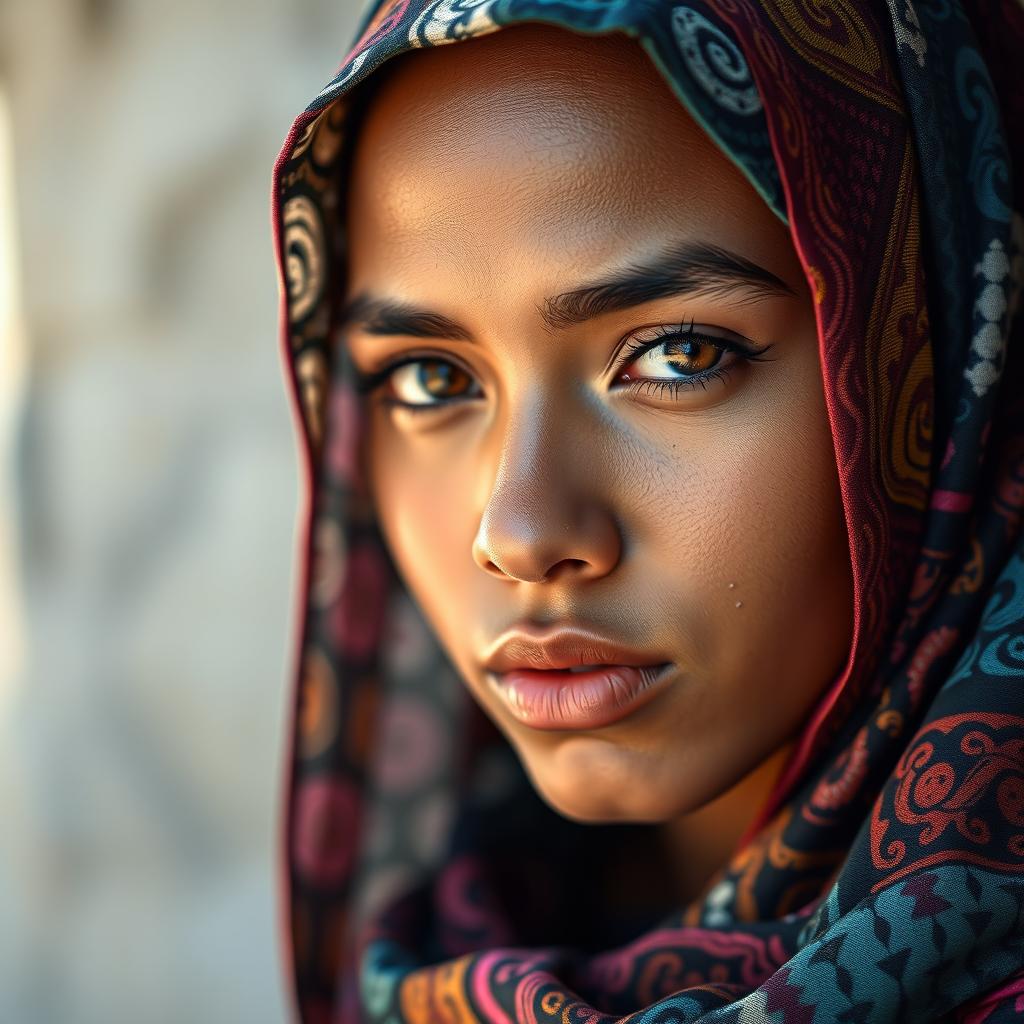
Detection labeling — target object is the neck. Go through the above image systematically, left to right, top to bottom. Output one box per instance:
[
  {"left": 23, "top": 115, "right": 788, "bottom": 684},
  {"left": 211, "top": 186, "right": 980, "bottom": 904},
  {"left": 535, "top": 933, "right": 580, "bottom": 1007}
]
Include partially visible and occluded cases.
[{"left": 660, "top": 742, "right": 793, "bottom": 906}]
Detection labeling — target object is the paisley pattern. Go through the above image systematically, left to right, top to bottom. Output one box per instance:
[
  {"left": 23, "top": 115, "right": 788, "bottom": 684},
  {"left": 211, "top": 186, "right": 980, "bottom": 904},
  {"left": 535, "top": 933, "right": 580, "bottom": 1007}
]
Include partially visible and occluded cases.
[{"left": 270, "top": 0, "right": 1024, "bottom": 1020}]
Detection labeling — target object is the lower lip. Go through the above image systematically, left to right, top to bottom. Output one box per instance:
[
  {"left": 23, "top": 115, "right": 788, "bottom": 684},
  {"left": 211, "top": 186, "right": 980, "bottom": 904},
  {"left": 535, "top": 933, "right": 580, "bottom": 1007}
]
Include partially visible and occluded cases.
[{"left": 485, "top": 663, "right": 674, "bottom": 731}]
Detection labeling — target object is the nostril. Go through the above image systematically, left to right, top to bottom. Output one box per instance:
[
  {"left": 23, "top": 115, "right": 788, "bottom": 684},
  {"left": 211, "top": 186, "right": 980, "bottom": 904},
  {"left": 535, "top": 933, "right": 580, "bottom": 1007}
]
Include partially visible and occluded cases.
[{"left": 542, "top": 558, "right": 588, "bottom": 583}]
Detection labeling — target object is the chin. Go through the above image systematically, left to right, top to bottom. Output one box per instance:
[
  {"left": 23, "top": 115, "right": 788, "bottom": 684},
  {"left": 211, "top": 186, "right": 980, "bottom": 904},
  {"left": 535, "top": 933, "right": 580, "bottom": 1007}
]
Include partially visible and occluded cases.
[{"left": 521, "top": 738, "right": 694, "bottom": 825}]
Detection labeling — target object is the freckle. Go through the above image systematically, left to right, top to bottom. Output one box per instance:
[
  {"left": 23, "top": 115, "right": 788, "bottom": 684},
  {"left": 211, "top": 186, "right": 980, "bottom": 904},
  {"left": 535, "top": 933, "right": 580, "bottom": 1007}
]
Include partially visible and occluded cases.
[{"left": 735, "top": 601, "right": 743, "bottom": 608}]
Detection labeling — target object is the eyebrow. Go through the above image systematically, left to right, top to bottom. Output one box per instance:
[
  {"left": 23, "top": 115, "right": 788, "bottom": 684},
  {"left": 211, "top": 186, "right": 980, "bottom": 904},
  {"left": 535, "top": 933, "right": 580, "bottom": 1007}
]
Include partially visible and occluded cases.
[{"left": 340, "top": 240, "right": 796, "bottom": 340}]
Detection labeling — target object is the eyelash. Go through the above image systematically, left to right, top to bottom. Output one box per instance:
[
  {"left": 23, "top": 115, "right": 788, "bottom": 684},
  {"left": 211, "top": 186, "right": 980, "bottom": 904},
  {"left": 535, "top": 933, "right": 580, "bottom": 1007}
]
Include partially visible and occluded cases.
[{"left": 352, "top": 318, "right": 774, "bottom": 413}]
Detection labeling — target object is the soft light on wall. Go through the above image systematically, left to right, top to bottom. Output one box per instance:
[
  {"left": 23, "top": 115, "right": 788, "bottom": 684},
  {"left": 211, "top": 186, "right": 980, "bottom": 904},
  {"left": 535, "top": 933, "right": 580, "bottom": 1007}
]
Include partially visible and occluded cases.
[{"left": 0, "top": 87, "right": 26, "bottom": 706}]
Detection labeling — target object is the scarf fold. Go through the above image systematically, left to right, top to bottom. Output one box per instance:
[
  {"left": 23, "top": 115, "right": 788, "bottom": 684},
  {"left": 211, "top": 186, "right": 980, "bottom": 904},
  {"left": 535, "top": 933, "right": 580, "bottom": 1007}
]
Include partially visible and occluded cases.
[{"left": 272, "top": 1, "right": 1024, "bottom": 1020}]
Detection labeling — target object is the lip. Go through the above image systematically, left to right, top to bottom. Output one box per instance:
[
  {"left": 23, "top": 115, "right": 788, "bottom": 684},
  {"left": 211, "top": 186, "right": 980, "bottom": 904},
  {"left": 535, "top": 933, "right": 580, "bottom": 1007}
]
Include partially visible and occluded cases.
[{"left": 481, "top": 626, "right": 674, "bottom": 730}]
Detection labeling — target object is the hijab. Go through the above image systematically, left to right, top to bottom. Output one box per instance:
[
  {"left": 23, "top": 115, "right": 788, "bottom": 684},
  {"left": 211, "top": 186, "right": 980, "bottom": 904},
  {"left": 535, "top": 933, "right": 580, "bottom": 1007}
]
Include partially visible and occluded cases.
[{"left": 272, "top": 0, "right": 1024, "bottom": 1020}]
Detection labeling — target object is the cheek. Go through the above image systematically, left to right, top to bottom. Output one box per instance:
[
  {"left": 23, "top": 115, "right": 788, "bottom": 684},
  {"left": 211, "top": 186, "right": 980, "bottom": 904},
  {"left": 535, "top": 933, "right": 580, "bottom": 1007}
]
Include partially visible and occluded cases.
[
  {"left": 658, "top": 353, "right": 853, "bottom": 706},
  {"left": 582, "top": 356, "right": 853, "bottom": 816},
  {"left": 366, "top": 413, "right": 482, "bottom": 650},
  {"left": 722, "top": 425, "right": 847, "bottom": 622}
]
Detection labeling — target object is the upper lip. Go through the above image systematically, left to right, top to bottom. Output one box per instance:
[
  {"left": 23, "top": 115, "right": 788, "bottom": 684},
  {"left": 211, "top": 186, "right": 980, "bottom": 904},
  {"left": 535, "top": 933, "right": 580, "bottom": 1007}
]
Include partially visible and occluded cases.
[{"left": 482, "top": 625, "right": 668, "bottom": 674}]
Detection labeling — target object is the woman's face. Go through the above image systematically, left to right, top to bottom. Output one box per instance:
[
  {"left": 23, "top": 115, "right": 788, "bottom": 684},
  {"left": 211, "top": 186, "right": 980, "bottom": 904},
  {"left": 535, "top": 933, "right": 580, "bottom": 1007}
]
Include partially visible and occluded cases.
[{"left": 343, "top": 25, "right": 854, "bottom": 823}]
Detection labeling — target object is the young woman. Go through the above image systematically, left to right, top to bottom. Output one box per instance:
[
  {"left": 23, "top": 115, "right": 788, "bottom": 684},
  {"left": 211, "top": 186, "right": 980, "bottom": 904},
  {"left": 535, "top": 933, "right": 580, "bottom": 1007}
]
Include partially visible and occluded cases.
[{"left": 273, "top": 0, "right": 1024, "bottom": 1020}]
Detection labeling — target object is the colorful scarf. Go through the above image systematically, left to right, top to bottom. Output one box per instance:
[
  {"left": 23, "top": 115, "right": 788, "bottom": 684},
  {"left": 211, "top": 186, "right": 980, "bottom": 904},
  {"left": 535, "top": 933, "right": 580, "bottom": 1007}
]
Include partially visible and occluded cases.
[{"left": 272, "top": 0, "right": 1024, "bottom": 1020}]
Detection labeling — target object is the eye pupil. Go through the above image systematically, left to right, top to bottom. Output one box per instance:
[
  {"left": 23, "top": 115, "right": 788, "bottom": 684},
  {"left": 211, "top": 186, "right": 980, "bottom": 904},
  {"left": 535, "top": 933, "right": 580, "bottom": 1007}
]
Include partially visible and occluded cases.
[
  {"left": 665, "top": 338, "right": 718, "bottom": 372},
  {"left": 418, "top": 360, "right": 471, "bottom": 397}
]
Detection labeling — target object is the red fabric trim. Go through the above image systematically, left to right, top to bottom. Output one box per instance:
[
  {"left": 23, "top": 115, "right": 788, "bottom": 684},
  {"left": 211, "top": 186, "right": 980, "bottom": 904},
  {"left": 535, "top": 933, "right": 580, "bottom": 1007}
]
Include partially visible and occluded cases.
[
  {"left": 732, "top": 55, "right": 863, "bottom": 850},
  {"left": 271, "top": 106, "right": 322, "bottom": 1024},
  {"left": 931, "top": 489, "right": 975, "bottom": 513}
]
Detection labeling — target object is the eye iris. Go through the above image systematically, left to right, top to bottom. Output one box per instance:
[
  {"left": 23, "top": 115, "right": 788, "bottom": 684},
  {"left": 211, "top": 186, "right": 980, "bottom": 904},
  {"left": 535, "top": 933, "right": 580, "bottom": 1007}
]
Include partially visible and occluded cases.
[
  {"left": 664, "top": 338, "right": 719, "bottom": 374},
  {"left": 418, "top": 360, "right": 472, "bottom": 397}
]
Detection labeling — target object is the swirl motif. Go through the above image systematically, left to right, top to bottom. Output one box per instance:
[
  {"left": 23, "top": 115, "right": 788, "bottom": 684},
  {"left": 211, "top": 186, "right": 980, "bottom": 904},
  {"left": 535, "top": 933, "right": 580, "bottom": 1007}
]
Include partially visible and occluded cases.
[
  {"left": 312, "top": 0, "right": 414, "bottom": 107},
  {"left": 408, "top": 0, "right": 500, "bottom": 47},
  {"left": 758, "top": 0, "right": 890, "bottom": 101},
  {"left": 671, "top": 6, "right": 762, "bottom": 115},
  {"left": 956, "top": 46, "right": 1012, "bottom": 225},
  {"left": 313, "top": 48, "right": 372, "bottom": 107},
  {"left": 290, "top": 101, "right": 347, "bottom": 167},
  {"left": 312, "top": 101, "right": 346, "bottom": 167},
  {"left": 283, "top": 195, "right": 324, "bottom": 323},
  {"left": 950, "top": 538, "right": 985, "bottom": 595},
  {"left": 944, "top": 549, "right": 1024, "bottom": 689},
  {"left": 978, "top": 561, "right": 1024, "bottom": 630},
  {"left": 905, "top": 626, "right": 958, "bottom": 708},
  {"left": 979, "top": 632, "right": 1024, "bottom": 678},
  {"left": 871, "top": 716, "right": 1024, "bottom": 882},
  {"left": 810, "top": 727, "right": 871, "bottom": 812},
  {"left": 292, "top": 776, "right": 359, "bottom": 887},
  {"left": 399, "top": 953, "right": 471, "bottom": 1021}
]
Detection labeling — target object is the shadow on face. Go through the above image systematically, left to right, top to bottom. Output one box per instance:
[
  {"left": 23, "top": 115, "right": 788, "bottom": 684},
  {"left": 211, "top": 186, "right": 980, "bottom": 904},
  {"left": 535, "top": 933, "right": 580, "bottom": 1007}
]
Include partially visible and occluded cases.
[{"left": 342, "top": 23, "right": 854, "bottom": 837}]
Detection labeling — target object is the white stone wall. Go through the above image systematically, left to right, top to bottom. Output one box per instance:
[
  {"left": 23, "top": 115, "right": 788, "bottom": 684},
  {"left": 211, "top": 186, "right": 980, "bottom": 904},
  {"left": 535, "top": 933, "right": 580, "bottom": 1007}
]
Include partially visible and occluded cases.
[{"left": 0, "top": 1, "right": 364, "bottom": 1020}]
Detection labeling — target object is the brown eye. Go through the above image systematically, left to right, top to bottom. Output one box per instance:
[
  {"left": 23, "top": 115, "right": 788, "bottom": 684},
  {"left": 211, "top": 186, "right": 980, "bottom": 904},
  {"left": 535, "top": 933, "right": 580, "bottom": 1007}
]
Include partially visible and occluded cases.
[
  {"left": 622, "top": 336, "right": 726, "bottom": 381},
  {"left": 663, "top": 338, "right": 721, "bottom": 375},
  {"left": 389, "top": 359, "right": 479, "bottom": 406}
]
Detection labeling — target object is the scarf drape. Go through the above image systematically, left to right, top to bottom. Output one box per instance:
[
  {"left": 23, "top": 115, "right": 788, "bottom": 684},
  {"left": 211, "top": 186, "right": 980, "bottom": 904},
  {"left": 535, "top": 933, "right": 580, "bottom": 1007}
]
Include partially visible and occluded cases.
[{"left": 273, "top": 1, "right": 1024, "bottom": 1020}]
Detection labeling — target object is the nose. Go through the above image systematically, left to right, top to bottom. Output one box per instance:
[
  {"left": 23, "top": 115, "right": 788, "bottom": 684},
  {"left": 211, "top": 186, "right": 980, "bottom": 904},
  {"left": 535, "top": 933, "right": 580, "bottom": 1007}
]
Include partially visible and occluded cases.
[{"left": 471, "top": 393, "right": 622, "bottom": 584}]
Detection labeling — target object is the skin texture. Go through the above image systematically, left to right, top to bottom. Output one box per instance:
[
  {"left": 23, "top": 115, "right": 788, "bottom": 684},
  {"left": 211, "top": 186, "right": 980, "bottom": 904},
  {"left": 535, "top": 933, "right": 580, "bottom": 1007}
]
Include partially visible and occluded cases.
[{"left": 343, "top": 25, "right": 855, "bottom": 899}]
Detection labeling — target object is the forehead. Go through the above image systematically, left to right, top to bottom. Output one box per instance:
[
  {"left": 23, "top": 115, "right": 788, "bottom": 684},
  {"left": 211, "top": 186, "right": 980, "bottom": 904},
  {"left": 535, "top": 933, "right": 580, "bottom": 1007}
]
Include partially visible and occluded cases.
[{"left": 345, "top": 24, "right": 797, "bottom": 299}]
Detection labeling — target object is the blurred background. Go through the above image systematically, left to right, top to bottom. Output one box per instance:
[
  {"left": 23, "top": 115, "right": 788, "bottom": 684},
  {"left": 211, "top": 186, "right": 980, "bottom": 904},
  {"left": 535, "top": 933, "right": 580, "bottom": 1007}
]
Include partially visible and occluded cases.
[{"left": 0, "top": 0, "right": 363, "bottom": 1019}]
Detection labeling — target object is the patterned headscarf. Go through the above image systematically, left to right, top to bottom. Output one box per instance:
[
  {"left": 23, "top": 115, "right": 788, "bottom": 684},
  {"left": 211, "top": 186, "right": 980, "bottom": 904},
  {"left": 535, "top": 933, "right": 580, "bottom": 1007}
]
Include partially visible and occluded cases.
[{"left": 273, "top": 1, "right": 1024, "bottom": 1020}]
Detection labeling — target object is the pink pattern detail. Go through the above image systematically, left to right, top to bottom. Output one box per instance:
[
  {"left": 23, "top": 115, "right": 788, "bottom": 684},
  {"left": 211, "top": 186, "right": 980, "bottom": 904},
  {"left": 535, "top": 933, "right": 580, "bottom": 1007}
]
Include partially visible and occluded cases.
[
  {"left": 326, "top": 383, "right": 362, "bottom": 486},
  {"left": 931, "top": 489, "right": 974, "bottom": 513},
  {"left": 331, "top": 542, "right": 389, "bottom": 659},
  {"left": 907, "top": 626, "right": 958, "bottom": 708},
  {"left": 376, "top": 694, "right": 446, "bottom": 794},
  {"left": 809, "top": 726, "right": 871, "bottom": 812},
  {"left": 292, "top": 776, "right": 358, "bottom": 886},
  {"left": 437, "top": 857, "right": 516, "bottom": 949},
  {"left": 586, "top": 927, "right": 788, "bottom": 995},
  {"left": 470, "top": 949, "right": 559, "bottom": 1024},
  {"left": 955, "top": 968, "right": 1024, "bottom": 1022}
]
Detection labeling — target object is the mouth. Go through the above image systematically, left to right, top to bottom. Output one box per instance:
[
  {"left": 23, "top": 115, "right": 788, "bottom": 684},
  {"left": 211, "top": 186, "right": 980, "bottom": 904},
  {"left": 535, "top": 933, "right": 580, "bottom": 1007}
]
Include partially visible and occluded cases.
[{"left": 484, "top": 662, "right": 675, "bottom": 731}]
